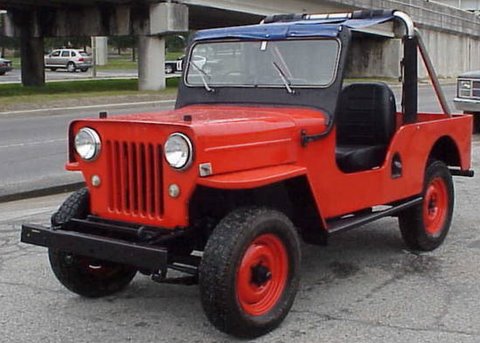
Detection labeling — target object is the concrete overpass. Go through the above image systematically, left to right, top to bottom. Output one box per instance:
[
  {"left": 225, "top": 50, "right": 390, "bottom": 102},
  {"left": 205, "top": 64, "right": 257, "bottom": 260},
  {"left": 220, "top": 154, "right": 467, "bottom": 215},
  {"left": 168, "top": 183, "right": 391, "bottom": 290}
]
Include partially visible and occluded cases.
[{"left": 0, "top": 0, "right": 480, "bottom": 89}]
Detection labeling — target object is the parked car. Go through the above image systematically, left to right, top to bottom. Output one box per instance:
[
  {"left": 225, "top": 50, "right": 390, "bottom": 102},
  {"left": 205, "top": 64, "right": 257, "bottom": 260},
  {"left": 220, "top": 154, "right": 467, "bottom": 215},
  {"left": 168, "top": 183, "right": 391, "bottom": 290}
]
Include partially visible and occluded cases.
[
  {"left": 22, "top": 10, "right": 473, "bottom": 338},
  {"left": 44, "top": 49, "right": 93, "bottom": 72},
  {"left": 165, "top": 57, "right": 183, "bottom": 74},
  {"left": 0, "top": 58, "right": 13, "bottom": 75},
  {"left": 454, "top": 70, "right": 480, "bottom": 132}
]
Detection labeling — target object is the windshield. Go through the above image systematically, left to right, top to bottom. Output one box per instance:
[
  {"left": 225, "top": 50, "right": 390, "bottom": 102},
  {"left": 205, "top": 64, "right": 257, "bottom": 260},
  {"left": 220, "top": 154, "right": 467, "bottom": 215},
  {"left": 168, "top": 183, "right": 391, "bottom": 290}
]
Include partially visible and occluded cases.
[{"left": 186, "top": 39, "right": 340, "bottom": 88}]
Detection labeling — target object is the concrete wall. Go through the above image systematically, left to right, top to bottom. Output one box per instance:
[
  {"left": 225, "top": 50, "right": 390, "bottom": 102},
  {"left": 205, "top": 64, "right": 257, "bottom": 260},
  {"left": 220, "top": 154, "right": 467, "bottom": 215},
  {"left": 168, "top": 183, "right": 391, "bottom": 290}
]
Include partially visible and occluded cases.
[
  {"left": 433, "top": 0, "right": 480, "bottom": 12},
  {"left": 419, "top": 28, "right": 480, "bottom": 78},
  {"left": 347, "top": 30, "right": 480, "bottom": 79},
  {"left": 346, "top": 38, "right": 402, "bottom": 79}
]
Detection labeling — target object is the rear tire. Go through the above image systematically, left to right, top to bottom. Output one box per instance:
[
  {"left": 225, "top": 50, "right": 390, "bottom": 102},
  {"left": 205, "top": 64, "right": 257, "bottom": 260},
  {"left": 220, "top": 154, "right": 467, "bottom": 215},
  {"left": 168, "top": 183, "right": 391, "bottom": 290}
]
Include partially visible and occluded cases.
[
  {"left": 67, "top": 62, "right": 76, "bottom": 73},
  {"left": 50, "top": 68, "right": 57, "bottom": 72},
  {"left": 80, "top": 68, "right": 89, "bottom": 72},
  {"left": 473, "top": 114, "right": 480, "bottom": 134},
  {"left": 398, "top": 160, "right": 454, "bottom": 251},
  {"left": 49, "top": 188, "right": 137, "bottom": 297},
  {"left": 199, "top": 207, "right": 301, "bottom": 338}
]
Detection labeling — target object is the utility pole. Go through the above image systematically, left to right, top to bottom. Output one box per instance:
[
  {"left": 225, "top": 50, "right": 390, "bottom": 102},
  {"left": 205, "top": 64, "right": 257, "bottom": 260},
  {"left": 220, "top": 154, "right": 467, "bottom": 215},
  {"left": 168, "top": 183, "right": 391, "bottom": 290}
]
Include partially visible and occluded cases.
[{"left": 91, "top": 36, "right": 97, "bottom": 78}]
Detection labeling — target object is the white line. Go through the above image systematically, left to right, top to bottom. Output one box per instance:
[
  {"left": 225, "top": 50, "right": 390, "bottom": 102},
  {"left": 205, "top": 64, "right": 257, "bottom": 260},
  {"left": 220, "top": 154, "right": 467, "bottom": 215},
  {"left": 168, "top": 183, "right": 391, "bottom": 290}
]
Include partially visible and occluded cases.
[
  {"left": 0, "top": 99, "right": 176, "bottom": 116},
  {"left": 0, "top": 138, "right": 65, "bottom": 149}
]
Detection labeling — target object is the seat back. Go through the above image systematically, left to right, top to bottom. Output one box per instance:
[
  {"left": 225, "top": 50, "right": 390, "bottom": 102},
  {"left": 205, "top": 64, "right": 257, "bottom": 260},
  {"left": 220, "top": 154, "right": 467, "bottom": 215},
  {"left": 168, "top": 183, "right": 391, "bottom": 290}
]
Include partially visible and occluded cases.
[{"left": 336, "top": 83, "right": 396, "bottom": 146}]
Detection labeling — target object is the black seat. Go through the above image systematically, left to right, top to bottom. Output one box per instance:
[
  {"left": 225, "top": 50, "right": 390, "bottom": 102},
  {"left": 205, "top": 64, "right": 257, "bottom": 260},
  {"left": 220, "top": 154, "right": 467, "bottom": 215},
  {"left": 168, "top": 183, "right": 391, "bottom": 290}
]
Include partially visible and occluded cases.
[{"left": 335, "top": 83, "right": 396, "bottom": 173}]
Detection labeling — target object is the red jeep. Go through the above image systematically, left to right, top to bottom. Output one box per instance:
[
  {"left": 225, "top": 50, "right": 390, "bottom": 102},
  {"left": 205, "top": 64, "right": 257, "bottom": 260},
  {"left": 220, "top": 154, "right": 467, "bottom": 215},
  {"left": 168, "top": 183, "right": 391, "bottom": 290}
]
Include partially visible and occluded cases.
[{"left": 22, "top": 10, "right": 473, "bottom": 338}]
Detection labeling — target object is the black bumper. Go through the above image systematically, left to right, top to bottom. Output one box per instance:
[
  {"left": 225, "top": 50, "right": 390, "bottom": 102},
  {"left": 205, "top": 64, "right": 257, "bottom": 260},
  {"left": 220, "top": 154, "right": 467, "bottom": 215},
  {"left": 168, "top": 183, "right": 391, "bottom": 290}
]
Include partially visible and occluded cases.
[{"left": 21, "top": 224, "right": 168, "bottom": 271}]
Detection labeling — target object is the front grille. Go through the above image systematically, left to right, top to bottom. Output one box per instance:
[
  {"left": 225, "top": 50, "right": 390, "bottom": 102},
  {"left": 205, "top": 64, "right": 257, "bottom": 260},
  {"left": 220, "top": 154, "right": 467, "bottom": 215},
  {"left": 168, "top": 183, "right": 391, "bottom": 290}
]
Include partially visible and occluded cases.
[
  {"left": 459, "top": 79, "right": 480, "bottom": 99},
  {"left": 473, "top": 81, "right": 480, "bottom": 98},
  {"left": 106, "top": 141, "right": 164, "bottom": 218}
]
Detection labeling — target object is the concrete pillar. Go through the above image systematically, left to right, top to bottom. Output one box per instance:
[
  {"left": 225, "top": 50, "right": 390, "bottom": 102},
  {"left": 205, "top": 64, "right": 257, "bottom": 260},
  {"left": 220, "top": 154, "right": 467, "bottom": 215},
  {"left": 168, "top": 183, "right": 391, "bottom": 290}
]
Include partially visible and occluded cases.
[
  {"left": 136, "top": 2, "right": 188, "bottom": 91},
  {"left": 19, "top": 11, "right": 45, "bottom": 87},
  {"left": 138, "top": 35, "right": 166, "bottom": 91},
  {"left": 95, "top": 36, "right": 108, "bottom": 66}
]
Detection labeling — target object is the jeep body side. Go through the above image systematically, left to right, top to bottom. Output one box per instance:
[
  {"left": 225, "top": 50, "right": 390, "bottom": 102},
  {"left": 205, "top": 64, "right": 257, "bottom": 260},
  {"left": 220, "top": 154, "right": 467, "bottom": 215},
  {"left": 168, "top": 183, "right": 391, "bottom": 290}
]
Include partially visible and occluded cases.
[{"left": 22, "top": 10, "right": 473, "bottom": 338}]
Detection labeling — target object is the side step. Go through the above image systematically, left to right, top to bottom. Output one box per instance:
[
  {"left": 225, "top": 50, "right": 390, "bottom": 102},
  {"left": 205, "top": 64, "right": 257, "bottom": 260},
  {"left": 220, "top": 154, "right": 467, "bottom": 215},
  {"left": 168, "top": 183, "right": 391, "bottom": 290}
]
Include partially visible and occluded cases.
[{"left": 327, "top": 197, "right": 422, "bottom": 235}]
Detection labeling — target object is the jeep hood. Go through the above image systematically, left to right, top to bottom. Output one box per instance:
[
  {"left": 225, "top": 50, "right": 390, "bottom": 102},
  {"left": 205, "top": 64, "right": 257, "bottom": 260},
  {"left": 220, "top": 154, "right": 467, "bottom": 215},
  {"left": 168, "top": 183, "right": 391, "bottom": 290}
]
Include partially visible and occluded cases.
[
  {"left": 72, "top": 104, "right": 328, "bottom": 175},
  {"left": 108, "top": 104, "right": 328, "bottom": 128}
]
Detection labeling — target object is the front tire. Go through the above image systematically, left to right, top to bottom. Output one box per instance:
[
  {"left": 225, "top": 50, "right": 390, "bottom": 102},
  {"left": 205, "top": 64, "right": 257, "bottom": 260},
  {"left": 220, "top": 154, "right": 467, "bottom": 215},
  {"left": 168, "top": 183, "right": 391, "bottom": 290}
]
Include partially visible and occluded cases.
[
  {"left": 165, "top": 65, "right": 173, "bottom": 74},
  {"left": 398, "top": 160, "right": 454, "bottom": 251},
  {"left": 49, "top": 188, "right": 137, "bottom": 297},
  {"left": 199, "top": 207, "right": 301, "bottom": 338}
]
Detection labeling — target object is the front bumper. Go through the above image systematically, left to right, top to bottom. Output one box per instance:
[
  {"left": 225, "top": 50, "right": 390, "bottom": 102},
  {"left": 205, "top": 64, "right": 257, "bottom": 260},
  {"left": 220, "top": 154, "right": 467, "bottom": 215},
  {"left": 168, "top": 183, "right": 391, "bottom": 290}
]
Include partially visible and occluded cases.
[
  {"left": 454, "top": 97, "right": 480, "bottom": 113},
  {"left": 21, "top": 223, "right": 168, "bottom": 271}
]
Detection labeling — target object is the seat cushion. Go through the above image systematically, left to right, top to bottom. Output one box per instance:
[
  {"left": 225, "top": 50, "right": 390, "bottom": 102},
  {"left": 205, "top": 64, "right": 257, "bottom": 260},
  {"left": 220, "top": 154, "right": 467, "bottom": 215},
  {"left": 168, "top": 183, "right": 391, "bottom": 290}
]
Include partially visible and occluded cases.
[{"left": 336, "top": 145, "right": 387, "bottom": 173}]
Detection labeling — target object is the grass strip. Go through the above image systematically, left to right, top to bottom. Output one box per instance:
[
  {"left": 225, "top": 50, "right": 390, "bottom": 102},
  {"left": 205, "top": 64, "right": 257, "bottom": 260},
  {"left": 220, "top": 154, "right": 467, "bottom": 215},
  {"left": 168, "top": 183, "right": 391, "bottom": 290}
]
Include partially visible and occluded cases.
[
  {"left": 0, "top": 78, "right": 179, "bottom": 108},
  {"left": 0, "top": 78, "right": 178, "bottom": 97}
]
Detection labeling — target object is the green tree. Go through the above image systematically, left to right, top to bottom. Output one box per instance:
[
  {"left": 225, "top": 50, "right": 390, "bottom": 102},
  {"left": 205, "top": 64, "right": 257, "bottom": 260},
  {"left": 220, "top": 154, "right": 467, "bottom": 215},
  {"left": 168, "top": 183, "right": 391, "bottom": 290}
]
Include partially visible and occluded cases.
[
  {"left": 109, "top": 36, "right": 136, "bottom": 55},
  {"left": 44, "top": 37, "right": 90, "bottom": 53}
]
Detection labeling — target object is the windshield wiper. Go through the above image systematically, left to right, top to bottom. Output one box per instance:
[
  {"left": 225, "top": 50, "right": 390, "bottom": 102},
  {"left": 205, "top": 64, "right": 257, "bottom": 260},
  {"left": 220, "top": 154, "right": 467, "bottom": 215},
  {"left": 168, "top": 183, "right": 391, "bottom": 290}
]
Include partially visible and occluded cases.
[
  {"left": 189, "top": 61, "right": 214, "bottom": 93},
  {"left": 272, "top": 61, "right": 294, "bottom": 94}
]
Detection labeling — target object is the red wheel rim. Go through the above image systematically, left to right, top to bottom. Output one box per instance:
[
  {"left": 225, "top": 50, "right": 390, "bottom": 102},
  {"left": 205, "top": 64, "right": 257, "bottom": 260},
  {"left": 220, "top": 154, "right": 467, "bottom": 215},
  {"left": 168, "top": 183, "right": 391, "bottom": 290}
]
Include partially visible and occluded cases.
[
  {"left": 423, "top": 177, "right": 448, "bottom": 236},
  {"left": 236, "top": 233, "right": 288, "bottom": 316},
  {"left": 77, "top": 256, "right": 120, "bottom": 278}
]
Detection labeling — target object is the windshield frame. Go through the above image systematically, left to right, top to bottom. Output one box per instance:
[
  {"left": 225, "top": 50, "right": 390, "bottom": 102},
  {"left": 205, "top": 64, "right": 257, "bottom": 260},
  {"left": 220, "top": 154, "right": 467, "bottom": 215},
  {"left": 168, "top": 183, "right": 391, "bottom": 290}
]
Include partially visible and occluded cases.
[{"left": 184, "top": 37, "right": 342, "bottom": 90}]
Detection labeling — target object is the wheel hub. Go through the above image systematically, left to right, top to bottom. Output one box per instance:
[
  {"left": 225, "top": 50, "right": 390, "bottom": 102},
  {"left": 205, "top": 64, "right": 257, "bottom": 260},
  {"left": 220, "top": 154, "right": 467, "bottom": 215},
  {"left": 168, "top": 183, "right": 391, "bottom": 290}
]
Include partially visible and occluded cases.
[
  {"left": 423, "top": 177, "right": 448, "bottom": 236},
  {"left": 236, "top": 233, "right": 289, "bottom": 316},
  {"left": 251, "top": 264, "right": 272, "bottom": 286}
]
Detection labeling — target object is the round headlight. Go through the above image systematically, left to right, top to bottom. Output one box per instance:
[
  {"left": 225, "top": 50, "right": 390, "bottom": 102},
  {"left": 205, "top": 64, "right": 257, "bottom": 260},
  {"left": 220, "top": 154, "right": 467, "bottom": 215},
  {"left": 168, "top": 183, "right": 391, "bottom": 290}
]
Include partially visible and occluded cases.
[
  {"left": 74, "top": 128, "right": 101, "bottom": 161},
  {"left": 165, "top": 133, "right": 193, "bottom": 170}
]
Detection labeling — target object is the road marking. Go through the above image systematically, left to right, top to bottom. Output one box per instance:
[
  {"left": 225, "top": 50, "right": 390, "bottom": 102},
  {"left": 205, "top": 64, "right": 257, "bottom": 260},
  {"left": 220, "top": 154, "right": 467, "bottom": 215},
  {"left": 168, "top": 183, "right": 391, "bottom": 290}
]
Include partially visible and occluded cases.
[
  {"left": 0, "top": 99, "right": 176, "bottom": 116},
  {"left": 0, "top": 138, "right": 65, "bottom": 149}
]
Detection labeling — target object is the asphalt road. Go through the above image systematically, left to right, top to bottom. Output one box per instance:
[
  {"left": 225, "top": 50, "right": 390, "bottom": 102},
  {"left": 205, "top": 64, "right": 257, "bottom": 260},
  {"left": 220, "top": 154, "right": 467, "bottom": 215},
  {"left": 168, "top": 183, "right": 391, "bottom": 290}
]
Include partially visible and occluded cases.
[
  {"left": 0, "top": 83, "right": 458, "bottom": 200},
  {"left": 0, "top": 100, "right": 176, "bottom": 199},
  {"left": 0, "top": 134, "right": 479, "bottom": 342}
]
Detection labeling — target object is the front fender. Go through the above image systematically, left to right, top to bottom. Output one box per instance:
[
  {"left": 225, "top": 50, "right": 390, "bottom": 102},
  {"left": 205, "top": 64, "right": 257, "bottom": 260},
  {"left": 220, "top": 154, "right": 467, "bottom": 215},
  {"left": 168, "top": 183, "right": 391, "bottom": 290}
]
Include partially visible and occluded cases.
[{"left": 196, "top": 164, "right": 307, "bottom": 190}]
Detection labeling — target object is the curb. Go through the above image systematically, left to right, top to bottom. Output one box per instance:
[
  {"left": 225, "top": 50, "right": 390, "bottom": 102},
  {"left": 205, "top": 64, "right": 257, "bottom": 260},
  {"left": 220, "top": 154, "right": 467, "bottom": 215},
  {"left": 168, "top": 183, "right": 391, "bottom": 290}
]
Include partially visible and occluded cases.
[
  {"left": 0, "top": 99, "right": 177, "bottom": 117},
  {"left": 0, "top": 181, "right": 85, "bottom": 204}
]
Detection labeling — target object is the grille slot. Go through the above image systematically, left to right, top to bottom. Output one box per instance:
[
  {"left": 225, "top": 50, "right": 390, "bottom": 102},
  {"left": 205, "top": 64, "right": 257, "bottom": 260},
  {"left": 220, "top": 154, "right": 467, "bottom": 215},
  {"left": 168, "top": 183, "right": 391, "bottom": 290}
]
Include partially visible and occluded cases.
[{"left": 107, "top": 141, "right": 163, "bottom": 218}]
